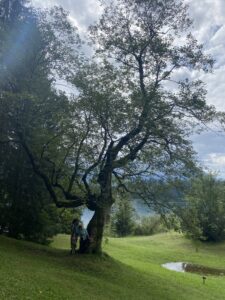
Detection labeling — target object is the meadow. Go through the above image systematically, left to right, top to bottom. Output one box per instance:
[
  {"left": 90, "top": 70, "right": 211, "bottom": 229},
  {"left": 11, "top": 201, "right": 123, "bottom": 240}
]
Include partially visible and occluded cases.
[{"left": 1, "top": 232, "right": 225, "bottom": 299}]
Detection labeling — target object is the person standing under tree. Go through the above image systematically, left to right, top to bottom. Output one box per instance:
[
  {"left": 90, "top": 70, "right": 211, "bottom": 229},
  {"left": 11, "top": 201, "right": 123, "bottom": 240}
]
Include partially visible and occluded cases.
[
  {"left": 70, "top": 218, "right": 80, "bottom": 254},
  {"left": 77, "top": 223, "right": 90, "bottom": 253}
]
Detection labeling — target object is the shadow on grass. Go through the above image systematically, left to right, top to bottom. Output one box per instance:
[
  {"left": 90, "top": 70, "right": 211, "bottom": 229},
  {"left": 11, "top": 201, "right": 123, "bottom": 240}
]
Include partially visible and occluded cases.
[{"left": 1, "top": 235, "right": 225, "bottom": 300}]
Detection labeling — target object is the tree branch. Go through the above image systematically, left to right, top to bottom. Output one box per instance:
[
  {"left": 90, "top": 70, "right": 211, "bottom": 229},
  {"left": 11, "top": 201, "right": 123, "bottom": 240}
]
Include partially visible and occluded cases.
[
  {"left": 67, "top": 115, "right": 91, "bottom": 193},
  {"left": 82, "top": 128, "right": 109, "bottom": 194},
  {"left": 113, "top": 133, "right": 149, "bottom": 169},
  {"left": 18, "top": 134, "right": 85, "bottom": 208}
]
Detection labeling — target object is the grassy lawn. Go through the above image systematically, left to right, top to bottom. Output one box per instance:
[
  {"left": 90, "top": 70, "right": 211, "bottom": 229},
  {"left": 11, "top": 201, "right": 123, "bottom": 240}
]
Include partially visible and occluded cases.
[{"left": 1, "top": 232, "right": 225, "bottom": 299}]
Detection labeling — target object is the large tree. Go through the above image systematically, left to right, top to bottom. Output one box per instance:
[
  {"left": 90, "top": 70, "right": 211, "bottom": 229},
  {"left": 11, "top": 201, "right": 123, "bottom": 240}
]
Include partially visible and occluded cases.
[{"left": 1, "top": 0, "right": 216, "bottom": 253}]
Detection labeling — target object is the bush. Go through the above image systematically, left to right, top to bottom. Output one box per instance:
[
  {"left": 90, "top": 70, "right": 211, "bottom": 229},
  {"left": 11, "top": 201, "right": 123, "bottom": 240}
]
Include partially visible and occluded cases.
[{"left": 134, "top": 215, "right": 167, "bottom": 236}]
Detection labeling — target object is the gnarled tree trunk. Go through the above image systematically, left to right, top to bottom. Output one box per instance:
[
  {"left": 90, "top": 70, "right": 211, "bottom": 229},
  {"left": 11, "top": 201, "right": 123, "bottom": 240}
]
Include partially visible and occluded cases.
[
  {"left": 83, "top": 163, "right": 113, "bottom": 254},
  {"left": 83, "top": 194, "right": 112, "bottom": 254},
  {"left": 79, "top": 204, "right": 111, "bottom": 254},
  {"left": 86, "top": 208, "right": 106, "bottom": 254}
]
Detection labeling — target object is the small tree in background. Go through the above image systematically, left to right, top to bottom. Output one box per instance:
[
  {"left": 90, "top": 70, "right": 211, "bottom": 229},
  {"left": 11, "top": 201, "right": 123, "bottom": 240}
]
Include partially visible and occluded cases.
[
  {"left": 178, "top": 174, "right": 225, "bottom": 242},
  {"left": 111, "top": 196, "right": 136, "bottom": 237}
]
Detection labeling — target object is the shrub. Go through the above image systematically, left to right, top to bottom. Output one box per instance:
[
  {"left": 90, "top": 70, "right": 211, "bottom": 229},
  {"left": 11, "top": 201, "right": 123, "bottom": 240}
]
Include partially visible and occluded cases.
[{"left": 134, "top": 215, "right": 167, "bottom": 236}]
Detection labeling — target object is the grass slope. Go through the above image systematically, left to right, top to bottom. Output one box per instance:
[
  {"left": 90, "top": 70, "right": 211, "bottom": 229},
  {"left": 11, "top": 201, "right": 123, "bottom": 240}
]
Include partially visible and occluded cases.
[{"left": 1, "top": 232, "right": 225, "bottom": 299}]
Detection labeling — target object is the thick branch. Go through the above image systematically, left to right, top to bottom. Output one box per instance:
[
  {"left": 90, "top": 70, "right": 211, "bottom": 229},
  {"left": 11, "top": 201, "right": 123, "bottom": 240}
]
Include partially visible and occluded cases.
[
  {"left": 111, "top": 55, "right": 153, "bottom": 161},
  {"left": 67, "top": 117, "right": 91, "bottom": 193},
  {"left": 82, "top": 130, "right": 109, "bottom": 194},
  {"left": 113, "top": 133, "right": 149, "bottom": 169},
  {"left": 18, "top": 134, "right": 85, "bottom": 208},
  {"left": 113, "top": 171, "right": 130, "bottom": 193}
]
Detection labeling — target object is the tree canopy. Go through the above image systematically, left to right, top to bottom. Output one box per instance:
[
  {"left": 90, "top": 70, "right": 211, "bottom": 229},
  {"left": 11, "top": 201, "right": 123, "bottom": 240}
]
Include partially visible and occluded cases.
[{"left": 0, "top": 0, "right": 217, "bottom": 253}]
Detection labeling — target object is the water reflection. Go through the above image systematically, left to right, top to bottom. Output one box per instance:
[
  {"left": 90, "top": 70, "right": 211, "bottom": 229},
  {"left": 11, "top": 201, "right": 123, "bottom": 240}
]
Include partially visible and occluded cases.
[
  {"left": 162, "top": 262, "right": 225, "bottom": 276},
  {"left": 162, "top": 262, "right": 186, "bottom": 272}
]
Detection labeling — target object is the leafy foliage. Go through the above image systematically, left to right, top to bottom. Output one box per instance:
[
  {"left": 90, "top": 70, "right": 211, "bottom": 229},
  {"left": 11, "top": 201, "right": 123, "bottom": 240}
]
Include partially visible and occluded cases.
[
  {"left": 0, "top": 0, "right": 218, "bottom": 252},
  {"left": 0, "top": 0, "right": 81, "bottom": 244},
  {"left": 178, "top": 174, "right": 225, "bottom": 242},
  {"left": 111, "top": 196, "right": 136, "bottom": 237},
  {"left": 134, "top": 215, "right": 167, "bottom": 236}
]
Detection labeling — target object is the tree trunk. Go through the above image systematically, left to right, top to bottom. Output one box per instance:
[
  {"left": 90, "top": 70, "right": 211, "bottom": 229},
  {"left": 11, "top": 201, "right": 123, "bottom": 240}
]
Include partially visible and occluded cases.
[
  {"left": 80, "top": 163, "right": 113, "bottom": 254},
  {"left": 81, "top": 206, "right": 110, "bottom": 254}
]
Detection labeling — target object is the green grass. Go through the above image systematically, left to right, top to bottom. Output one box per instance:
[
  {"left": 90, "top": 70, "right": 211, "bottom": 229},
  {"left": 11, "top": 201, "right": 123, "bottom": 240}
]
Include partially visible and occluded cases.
[{"left": 1, "top": 233, "right": 225, "bottom": 299}]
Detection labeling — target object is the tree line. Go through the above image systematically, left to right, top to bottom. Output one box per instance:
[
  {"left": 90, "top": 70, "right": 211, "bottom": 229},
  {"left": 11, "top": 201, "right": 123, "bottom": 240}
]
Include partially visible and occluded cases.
[{"left": 110, "top": 174, "right": 225, "bottom": 243}]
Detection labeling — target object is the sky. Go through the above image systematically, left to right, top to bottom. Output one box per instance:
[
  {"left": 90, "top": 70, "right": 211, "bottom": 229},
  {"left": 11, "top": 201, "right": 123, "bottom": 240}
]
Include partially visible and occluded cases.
[{"left": 31, "top": 0, "right": 225, "bottom": 177}]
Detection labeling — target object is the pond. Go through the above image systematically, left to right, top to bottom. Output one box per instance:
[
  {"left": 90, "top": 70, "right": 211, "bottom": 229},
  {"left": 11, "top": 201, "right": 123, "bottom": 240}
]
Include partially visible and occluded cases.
[{"left": 162, "top": 262, "right": 225, "bottom": 276}]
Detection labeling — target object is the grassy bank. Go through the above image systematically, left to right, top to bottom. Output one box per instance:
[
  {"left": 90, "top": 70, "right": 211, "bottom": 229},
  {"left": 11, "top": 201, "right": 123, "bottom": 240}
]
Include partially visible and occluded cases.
[{"left": 1, "top": 232, "right": 225, "bottom": 299}]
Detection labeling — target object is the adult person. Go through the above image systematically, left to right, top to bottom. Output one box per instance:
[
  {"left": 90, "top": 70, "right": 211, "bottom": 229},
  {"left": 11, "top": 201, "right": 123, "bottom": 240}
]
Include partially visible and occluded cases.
[
  {"left": 70, "top": 218, "right": 80, "bottom": 254},
  {"left": 77, "top": 223, "right": 90, "bottom": 253}
]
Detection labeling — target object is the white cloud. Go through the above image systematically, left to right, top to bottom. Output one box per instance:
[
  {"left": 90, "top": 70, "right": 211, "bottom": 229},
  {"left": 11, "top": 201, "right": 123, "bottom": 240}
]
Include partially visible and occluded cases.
[
  {"left": 31, "top": 0, "right": 101, "bottom": 35},
  {"left": 181, "top": 1, "right": 225, "bottom": 112},
  {"left": 192, "top": 130, "right": 225, "bottom": 176},
  {"left": 201, "top": 153, "right": 225, "bottom": 177},
  {"left": 207, "top": 153, "right": 225, "bottom": 166}
]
